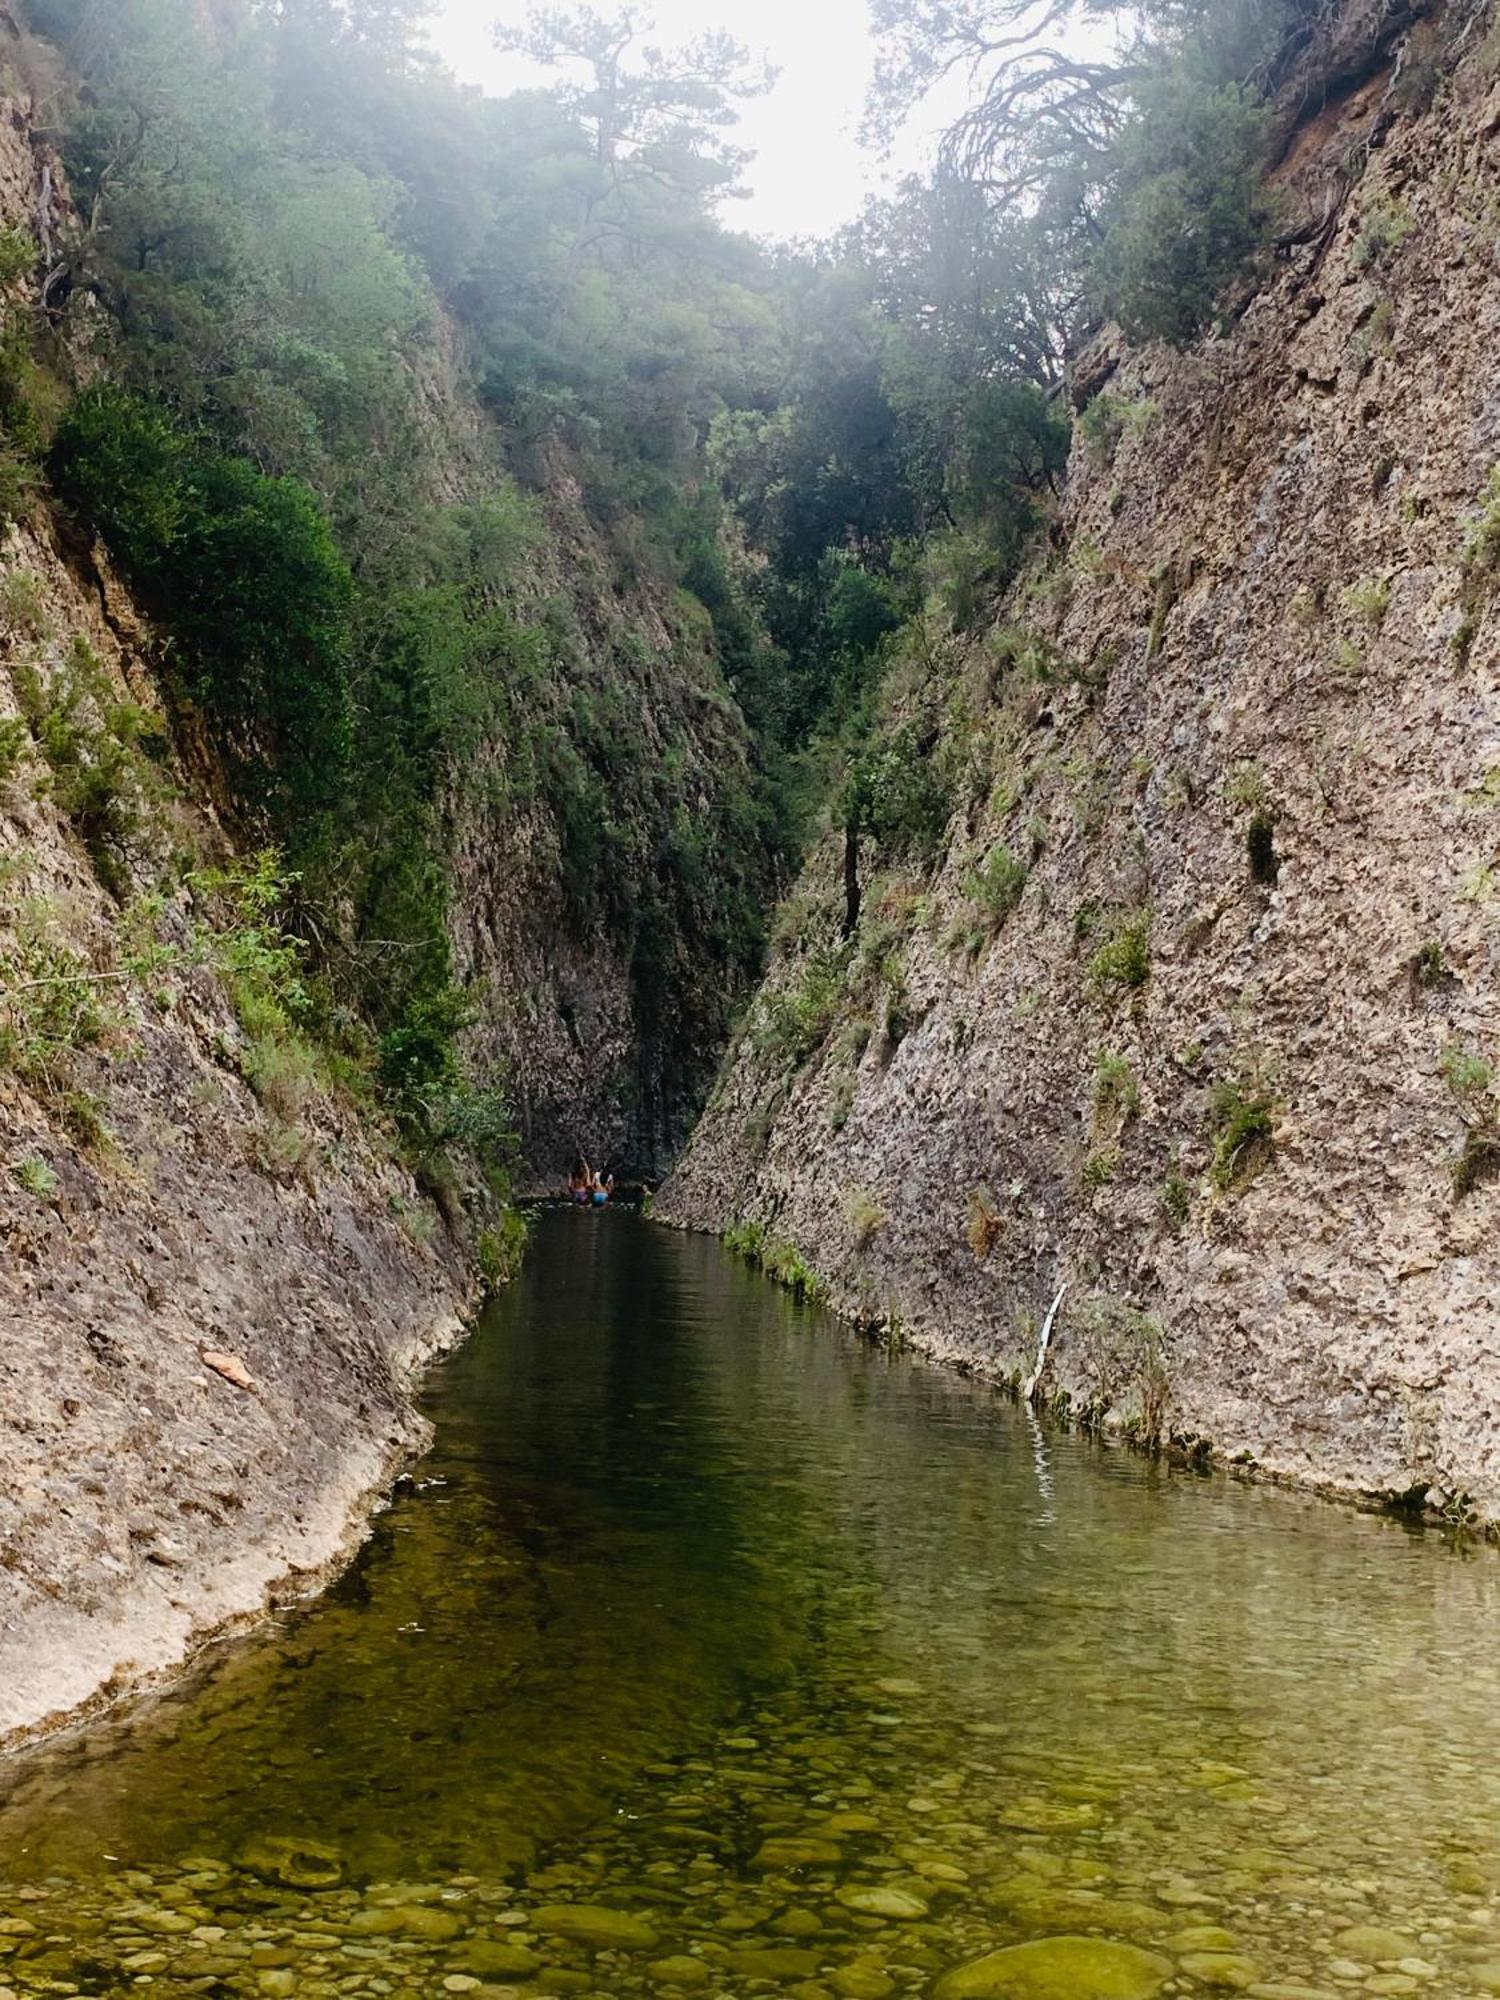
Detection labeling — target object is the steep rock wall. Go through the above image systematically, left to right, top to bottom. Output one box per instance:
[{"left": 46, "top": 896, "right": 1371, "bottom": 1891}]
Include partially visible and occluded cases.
[
  {"left": 661, "top": 23, "right": 1500, "bottom": 1517},
  {"left": 0, "top": 503, "right": 475, "bottom": 1745}
]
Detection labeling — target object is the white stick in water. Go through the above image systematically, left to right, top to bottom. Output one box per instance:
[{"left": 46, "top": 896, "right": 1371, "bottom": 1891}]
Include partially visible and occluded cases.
[{"left": 1022, "top": 1282, "right": 1068, "bottom": 1403}]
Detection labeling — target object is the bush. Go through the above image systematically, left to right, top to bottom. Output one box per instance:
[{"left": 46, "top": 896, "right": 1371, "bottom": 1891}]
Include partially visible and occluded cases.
[
  {"left": 1092, "top": 78, "right": 1274, "bottom": 346},
  {"left": 1351, "top": 197, "right": 1415, "bottom": 271},
  {"left": 52, "top": 387, "right": 354, "bottom": 817},
  {"left": 1077, "top": 393, "right": 1157, "bottom": 467},
  {"left": 1341, "top": 574, "right": 1390, "bottom": 628},
  {"left": 965, "top": 843, "right": 1028, "bottom": 928},
  {"left": 1089, "top": 909, "right": 1152, "bottom": 994},
  {"left": 754, "top": 952, "right": 844, "bottom": 1070},
  {"left": 1093, "top": 1051, "right": 1140, "bottom": 1130},
  {"left": 1208, "top": 1072, "right": 1276, "bottom": 1191},
  {"left": 11, "top": 1155, "right": 59, "bottom": 1200},
  {"left": 842, "top": 1185, "right": 888, "bottom": 1248},
  {"left": 477, "top": 1209, "right": 528, "bottom": 1291}
]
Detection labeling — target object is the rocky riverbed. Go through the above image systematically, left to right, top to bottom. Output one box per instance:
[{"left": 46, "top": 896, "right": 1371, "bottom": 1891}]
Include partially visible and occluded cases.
[{"left": 7, "top": 1662, "right": 1500, "bottom": 2000}]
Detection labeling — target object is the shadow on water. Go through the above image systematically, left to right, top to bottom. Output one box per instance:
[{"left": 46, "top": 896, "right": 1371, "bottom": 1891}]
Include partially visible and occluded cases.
[{"left": 5, "top": 1211, "right": 1500, "bottom": 1993}]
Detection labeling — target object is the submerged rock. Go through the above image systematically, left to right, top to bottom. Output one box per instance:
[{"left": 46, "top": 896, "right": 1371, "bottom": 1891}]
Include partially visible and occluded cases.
[
  {"left": 235, "top": 1835, "right": 344, "bottom": 1891},
  {"left": 835, "top": 1885, "right": 928, "bottom": 1919},
  {"left": 531, "top": 1903, "right": 660, "bottom": 1950},
  {"left": 932, "top": 1935, "right": 1173, "bottom": 2000}
]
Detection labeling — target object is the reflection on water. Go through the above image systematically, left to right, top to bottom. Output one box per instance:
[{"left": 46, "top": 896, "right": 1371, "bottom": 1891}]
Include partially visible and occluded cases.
[{"left": 3, "top": 1211, "right": 1500, "bottom": 1997}]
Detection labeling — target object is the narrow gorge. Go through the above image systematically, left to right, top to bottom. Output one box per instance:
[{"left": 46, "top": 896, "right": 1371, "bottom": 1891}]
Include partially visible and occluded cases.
[{"left": 5, "top": 12, "right": 1500, "bottom": 1981}]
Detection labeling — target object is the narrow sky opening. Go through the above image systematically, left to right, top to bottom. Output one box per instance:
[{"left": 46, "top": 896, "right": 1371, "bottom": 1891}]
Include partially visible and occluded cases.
[{"left": 428, "top": 0, "right": 902, "bottom": 243}]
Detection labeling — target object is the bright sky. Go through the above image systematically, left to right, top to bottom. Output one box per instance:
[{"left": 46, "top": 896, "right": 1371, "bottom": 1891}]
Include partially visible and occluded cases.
[{"left": 427, "top": 0, "right": 905, "bottom": 242}]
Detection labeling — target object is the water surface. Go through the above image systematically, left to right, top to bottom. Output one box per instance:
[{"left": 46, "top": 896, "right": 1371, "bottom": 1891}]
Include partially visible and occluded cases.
[{"left": 3, "top": 1211, "right": 1500, "bottom": 1996}]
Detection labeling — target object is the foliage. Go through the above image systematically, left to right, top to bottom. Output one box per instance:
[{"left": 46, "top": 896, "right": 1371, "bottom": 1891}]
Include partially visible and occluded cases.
[
  {"left": 1351, "top": 196, "right": 1415, "bottom": 271},
  {"left": 52, "top": 389, "right": 354, "bottom": 819},
  {"left": 1077, "top": 393, "right": 1157, "bottom": 467},
  {"left": 1341, "top": 574, "right": 1390, "bottom": 628},
  {"left": 965, "top": 843, "right": 1028, "bottom": 928},
  {"left": 0, "top": 900, "right": 121, "bottom": 1110},
  {"left": 1089, "top": 909, "right": 1152, "bottom": 994},
  {"left": 754, "top": 951, "right": 844, "bottom": 1071},
  {"left": 1092, "top": 1050, "right": 1140, "bottom": 1130},
  {"left": 1208, "top": 1069, "right": 1277, "bottom": 1191},
  {"left": 10, "top": 1155, "right": 60, "bottom": 1200},
  {"left": 842, "top": 1185, "right": 888, "bottom": 1248},
  {"left": 477, "top": 1209, "right": 529, "bottom": 1293},
  {"left": 1069, "top": 1292, "right": 1170, "bottom": 1449}
]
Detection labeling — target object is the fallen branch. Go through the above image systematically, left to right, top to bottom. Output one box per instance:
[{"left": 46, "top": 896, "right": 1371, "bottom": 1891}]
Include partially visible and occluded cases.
[{"left": 1022, "top": 1280, "right": 1067, "bottom": 1403}]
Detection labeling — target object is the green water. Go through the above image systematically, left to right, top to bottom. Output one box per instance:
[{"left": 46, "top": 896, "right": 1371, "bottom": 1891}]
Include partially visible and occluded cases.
[{"left": 5, "top": 1213, "right": 1500, "bottom": 1998}]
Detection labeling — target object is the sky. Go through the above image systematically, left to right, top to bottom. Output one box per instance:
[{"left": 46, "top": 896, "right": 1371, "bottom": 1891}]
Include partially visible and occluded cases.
[{"left": 426, "top": 0, "right": 907, "bottom": 243}]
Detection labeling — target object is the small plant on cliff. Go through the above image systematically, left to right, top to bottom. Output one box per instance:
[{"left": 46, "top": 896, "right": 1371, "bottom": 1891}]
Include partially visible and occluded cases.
[
  {"left": 1351, "top": 195, "right": 1415, "bottom": 271},
  {"left": 1076, "top": 393, "right": 1158, "bottom": 467},
  {"left": 1456, "top": 466, "right": 1500, "bottom": 663},
  {"left": 1341, "top": 574, "right": 1391, "bottom": 629},
  {"left": 1223, "top": 761, "right": 1269, "bottom": 812},
  {"left": 965, "top": 842, "right": 1028, "bottom": 929},
  {"left": 0, "top": 903, "right": 121, "bottom": 1106},
  {"left": 1089, "top": 909, "right": 1151, "bottom": 995},
  {"left": 753, "top": 951, "right": 844, "bottom": 1071},
  {"left": 1439, "top": 1042, "right": 1500, "bottom": 1197},
  {"left": 1440, "top": 1043, "right": 1493, "bottom": 1103},
  {"left": 1092, "top": 1051, "right": 1140, "bottom": 1133},
  {"left": 1207, "top": 1068, "right": 1277, "bottom": 1192},
  {"left": 1081, "top": 1147, "right": 1118, "bottom": 1192},
  {"left": 10, "top": 1155, "right": 59, "bottom": 1200},
  {"left": 1161, "top": 1170, "right": 1192, "bottom": 1229},
  {"left": 842, "top": 1185, "right": 888, "bottom": 1249},
  {"left": 477, "top": 1210, "right": 528, "bottom": 1292},
  {"left": 723, "top": 1218, "right": 767, "bottom": 1265},
  {"left": 762, "top": 1238, "right": 827, "bottom": 1305},
  {"left": 1069, "top": 1293, "right": 1170, "bottom": 1450}
]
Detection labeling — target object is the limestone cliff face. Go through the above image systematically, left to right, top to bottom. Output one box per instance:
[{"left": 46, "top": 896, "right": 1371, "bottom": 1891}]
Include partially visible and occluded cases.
[
  {"left": 661, "top": 20, "right": 1500, "bottom": 1517},
  {"left": 0, "top": 500, "right": 477, "bottom": 1744}
]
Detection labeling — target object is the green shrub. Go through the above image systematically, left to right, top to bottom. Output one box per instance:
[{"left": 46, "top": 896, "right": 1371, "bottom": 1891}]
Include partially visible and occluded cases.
[
  {"left": 1092, "top": 78, "right": 1274, "bottom": 346},
  {"left": 1351, "top": 196, "right": 1415, "bottom": 271},
  {"left": 52, "top": 387, "right": 355, "bottom": 817},
  {"left": 1076, "top": 392, "right": 1158, "bottom": 467},
  {"left": 1341, "top": 574, "right": 1390, "bottom": 628},
  {"left": 10, "top": 639, "right": 166, "bottom": 896},
  {"left": 0, "top": 713, "right": 28, "bottom": 784},
  {"left": 964, "top": 842, "right": 1028, "bottom": 929},
  {"left": 0, "top": 906, "right": 119, "bottom": 1103},
  {"left": 1089, "top": 909, "right": 1152, "bottom": 994},
  {"left": 754, "top": 951, "right": 843, "bottom": 1070},
  {"left": 1440, "top": 1043, "right": 1493, "bottom": 1103},
  {"left": 1093, "top": 1051, "right": 1140, "bottom": 1130},
  {"left": 1208, "top": 1072, "right": 1276, "bottom": 1191},
  {"left": 1081, "top": 1147, "right": 1118, "bottom": 1191},
  {"left": 11, "top": 1155, "right": 59, "bottom": 1199},
  {"left": 1161, "top": 1172, "right": 1191, "bottom": 1228},
  {"left": 842, "top": 1185, "right": 888, "bottom": 1248},
  {"left": 477, "top": 1209, "right": 528, "bottom": 1291},
  {"left": 723, "top": 1217, "right": 767, "bottom": 1265},
  {"left": 762, "top": 1237, "right": 827, "bottom": 1304}
]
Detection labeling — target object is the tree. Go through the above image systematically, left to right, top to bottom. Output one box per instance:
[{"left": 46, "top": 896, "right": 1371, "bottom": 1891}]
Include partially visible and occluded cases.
[{"left": 491, "top": 6, "right": 775, "bottom": 212}]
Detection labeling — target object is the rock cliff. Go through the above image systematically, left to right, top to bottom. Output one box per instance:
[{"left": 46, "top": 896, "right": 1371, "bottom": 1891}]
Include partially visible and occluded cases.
[{"left": 661, "top": 15, "right": 1500, "bottom": 1519}]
